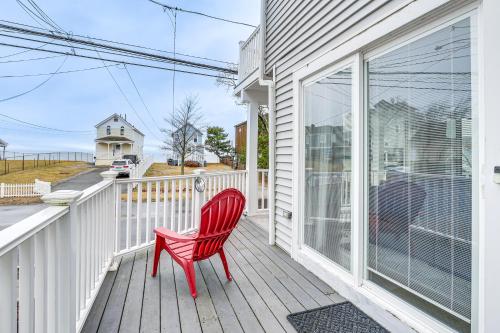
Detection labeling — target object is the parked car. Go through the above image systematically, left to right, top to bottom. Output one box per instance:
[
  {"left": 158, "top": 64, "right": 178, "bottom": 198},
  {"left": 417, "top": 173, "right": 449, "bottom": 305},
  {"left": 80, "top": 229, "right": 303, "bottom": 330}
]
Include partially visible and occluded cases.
[
  {"left": 123, "top": 154, "right": 139, "bottom": 165},
  {"left": 110, "top": 159, "right": 134, "bottom": 177}
]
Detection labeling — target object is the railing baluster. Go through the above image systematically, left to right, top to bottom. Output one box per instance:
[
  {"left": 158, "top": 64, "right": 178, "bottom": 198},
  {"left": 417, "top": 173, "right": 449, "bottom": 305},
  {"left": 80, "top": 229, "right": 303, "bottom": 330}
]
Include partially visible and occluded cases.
[
  {"left": 191, "top": 177, "right": 196, "bottom": 230},
  {"left": 177, "top": 178, "right": 183, "bottom": 232},
  {"left": 184, "top": 178, "right": 190, "bottom": 231},
  {"left": 163, "top": 180, "right": 168, "bottom": 227},
  {"left": 171, "top": 180, "right": 176, "bottom": 231},
  {"left": 146, "top": 181, "right": 152, "bottom": 243},
  {"left": 155, "top": 181, "right": 160, "bottom": 230},
  {"left": 136, "top": 182, "right": 142, "bottom": 247},
  {"left": 115, "top": 183, "right": 122, "bottom": 252},
  {"left": 126, "top": 183, "right": 132, "bottom": 249},
  {"left": 79, "top": 202, "right": 86, "bottom": 312},
  {"left": 46, "top": 223, "right": 57, "bottom": 333},
  {"left": 34, "top": 230, "right": 48, "bottom": 333},
  {"left": 19, "top": 238, "right": 35, "bottom": 333},
  {"left": 0, "top": 248, "right": 18, "bottom": 333}
]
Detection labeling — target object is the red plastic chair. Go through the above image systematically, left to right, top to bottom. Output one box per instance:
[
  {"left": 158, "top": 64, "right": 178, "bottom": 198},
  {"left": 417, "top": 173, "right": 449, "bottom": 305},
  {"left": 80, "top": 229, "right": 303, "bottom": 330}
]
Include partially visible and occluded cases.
[{"left": 151, "top": 188, "right": 246, "bottom": 298}]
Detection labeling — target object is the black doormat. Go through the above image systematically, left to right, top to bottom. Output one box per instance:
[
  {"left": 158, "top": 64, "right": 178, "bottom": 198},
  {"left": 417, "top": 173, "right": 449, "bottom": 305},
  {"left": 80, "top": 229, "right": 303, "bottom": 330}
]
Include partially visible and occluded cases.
[{"left": 287, "top": 301, "right": 389, "bottom": 333}]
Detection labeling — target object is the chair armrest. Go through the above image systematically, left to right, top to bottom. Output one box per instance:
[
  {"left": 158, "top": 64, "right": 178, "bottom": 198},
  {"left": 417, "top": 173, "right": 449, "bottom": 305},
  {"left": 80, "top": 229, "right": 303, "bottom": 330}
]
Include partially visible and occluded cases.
[{"left": 154, "top": 227, "right": 195, "bottom": 242}]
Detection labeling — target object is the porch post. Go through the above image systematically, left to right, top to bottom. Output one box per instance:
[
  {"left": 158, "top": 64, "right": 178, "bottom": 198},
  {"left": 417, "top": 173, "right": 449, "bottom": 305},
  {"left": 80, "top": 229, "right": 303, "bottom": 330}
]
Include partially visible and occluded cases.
[{"left": 245, "top": 99, "right": 259, "bottom": 216}]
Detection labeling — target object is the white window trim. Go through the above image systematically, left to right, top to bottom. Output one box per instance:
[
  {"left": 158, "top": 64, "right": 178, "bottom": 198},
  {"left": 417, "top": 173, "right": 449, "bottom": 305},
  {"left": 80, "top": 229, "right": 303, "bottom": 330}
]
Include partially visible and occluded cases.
[{"left": 292, "top": 4, "right": 479, "bottom": 333}]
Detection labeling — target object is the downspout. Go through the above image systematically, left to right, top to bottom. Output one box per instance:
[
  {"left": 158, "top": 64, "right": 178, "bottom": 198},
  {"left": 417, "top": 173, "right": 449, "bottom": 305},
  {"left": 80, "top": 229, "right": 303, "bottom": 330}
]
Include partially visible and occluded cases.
[{"left": 258, "top": 0, "right": 276, "bottom": 245}]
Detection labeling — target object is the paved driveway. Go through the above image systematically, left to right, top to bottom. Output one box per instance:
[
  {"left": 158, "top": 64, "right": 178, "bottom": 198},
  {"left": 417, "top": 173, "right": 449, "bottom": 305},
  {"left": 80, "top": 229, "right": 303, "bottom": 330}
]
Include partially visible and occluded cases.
[{"left": 0, "top": 167, "right": 108, "bottom": 230}]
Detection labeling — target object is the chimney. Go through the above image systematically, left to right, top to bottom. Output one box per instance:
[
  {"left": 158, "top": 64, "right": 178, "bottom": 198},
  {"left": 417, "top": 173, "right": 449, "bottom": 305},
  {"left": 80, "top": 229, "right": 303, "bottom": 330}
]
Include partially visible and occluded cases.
[{"left": 125, "top": 114, "right": 127, "bottom": 121}]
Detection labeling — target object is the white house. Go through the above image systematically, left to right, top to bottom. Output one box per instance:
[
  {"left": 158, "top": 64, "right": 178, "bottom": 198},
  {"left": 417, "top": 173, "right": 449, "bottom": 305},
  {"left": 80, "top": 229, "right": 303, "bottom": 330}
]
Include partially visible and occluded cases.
[
  {"left": 235, "top": 1, "right": 500, "bottom": 332},
  {"left": 94, "top": 113, "right": 144, "bottom": 166},
  {"left": 170, "top": 123, "right": 205, "bottom": 165}
]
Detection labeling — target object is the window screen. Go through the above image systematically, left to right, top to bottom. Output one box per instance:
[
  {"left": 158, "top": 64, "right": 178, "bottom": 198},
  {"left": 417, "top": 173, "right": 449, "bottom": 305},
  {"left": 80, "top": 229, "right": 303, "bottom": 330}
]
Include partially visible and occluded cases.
[
  {"left": 367, "top": 17, "right": 474, "bottom": 330},
  {"left": 303, "top": 67, "right": 352, "bottom": 271}
]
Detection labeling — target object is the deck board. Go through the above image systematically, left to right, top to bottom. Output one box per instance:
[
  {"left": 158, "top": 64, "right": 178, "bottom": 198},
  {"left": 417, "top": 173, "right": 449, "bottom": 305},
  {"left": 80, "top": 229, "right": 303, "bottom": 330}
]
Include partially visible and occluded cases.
[
  {"left": 83, "top": 219, "right": 339, "bottom": 332},
  {"left": 141, "top": 248, "right": 161, "bottom": 333},
  {"left": 120, "top": 251, "right": 146, "bottom": 333},
  {"left": 159, "top": 255, "right": 181, "bottom": 333}
]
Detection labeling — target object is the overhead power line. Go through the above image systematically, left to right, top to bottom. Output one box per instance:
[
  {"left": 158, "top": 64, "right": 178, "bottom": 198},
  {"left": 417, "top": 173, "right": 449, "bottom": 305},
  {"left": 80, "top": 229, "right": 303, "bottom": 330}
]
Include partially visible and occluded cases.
[
  {"left": 146, "top": 0, "right": 257, "bottom": 28},
  {"left": 0, "top": 19, "right": 236, "bottom": 66},
  {"left": 0, "top": 22, "right": 237, "bottom": 75},
  {"left": 0, "top": 41, "right": 231, "bottom": 79},
  {"left": 94, "top": 49, "right": 163, "bottom": 141},
  {"left": 0, "top": 55, "right": 67, "bottom": 102},
  {"left": 0, "top": 62, "right": 120, "bottom": 78},
  {"left": 123, "top": 65, "right": 163, "bottom": 134},
  {"left": 0, "top": 112, "right": 92, "bottom": 133}
]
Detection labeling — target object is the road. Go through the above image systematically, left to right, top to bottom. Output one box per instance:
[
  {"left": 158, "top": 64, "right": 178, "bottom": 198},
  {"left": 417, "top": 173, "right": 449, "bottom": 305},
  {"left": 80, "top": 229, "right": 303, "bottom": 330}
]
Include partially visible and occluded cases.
[{"left": 0, "top": 167, "right": 107, "bottom": 230}]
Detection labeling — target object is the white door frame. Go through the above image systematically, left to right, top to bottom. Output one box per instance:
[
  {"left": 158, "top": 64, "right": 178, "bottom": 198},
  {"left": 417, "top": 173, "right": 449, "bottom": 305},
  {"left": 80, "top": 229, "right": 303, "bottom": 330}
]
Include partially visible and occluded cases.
[
  {"left": 291, "top": 2, "right": 481, "bottom": 332},
  {"left": 292, "top": 54, "right": 359, "bottom": 285}
]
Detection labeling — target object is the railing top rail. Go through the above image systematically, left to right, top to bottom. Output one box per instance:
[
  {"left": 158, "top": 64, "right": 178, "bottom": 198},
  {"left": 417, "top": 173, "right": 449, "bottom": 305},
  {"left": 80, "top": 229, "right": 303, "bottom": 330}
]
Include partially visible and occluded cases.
[
  {"left": 116, "top": 170, "right": 247, "bottom": 184},
  {"left": 76, "top": 178, "right": 114, "bottom": 205},
  {"left": 0, "top": 205, "right": 68, "bottom": 257}
]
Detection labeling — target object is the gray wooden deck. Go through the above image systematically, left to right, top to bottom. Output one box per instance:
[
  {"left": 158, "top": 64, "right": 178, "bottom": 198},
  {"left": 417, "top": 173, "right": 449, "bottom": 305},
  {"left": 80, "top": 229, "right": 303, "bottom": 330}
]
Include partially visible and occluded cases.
[{"left": 81, "top": 218, "right": 345, "bottom": 333}]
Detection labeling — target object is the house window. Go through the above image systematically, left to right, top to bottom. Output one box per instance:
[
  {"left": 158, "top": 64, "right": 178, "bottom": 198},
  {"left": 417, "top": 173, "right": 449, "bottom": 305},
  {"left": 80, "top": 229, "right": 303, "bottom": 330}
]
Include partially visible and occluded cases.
[
  {"left": 366, "top": 17, "right": 474, "bottom": 330},
  {"left": 303, "top": 66, "right": 352, "bottom": 272},
  {"left": 106, "top": 125, "right": 111, "bottom": 135},
  {"left": 120, "top": 126, "right": 124, "bottom": 136},
  {"left": 194, "top": 136, "right": 197, "bottom": 143}
]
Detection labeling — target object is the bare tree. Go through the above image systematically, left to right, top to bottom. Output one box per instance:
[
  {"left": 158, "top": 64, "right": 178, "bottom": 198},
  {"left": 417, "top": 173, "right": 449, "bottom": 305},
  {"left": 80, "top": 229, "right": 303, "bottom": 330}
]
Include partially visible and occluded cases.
[
  {"left": 215, "top": 64, "right": 238, "bottom": 92},
  {"left": 161, "top": 95, "right": 203, "bottom": 175}
]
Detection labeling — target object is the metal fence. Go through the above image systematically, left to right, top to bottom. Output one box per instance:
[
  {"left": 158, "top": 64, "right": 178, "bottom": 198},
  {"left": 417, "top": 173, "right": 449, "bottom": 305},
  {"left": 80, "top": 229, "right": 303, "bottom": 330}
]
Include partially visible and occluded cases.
[{"left": 0, "top": 151, "right": 94, "bottom": 175}]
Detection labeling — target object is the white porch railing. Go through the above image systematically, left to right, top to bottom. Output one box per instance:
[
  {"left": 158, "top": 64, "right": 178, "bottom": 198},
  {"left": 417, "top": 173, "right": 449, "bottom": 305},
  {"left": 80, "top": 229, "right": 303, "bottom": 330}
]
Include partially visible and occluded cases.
[
  {"left": 238, "top": 25, "right": 261, "bottom": 82},
  {"left": 0, "top": 169, "right": 248, "bottom": 332},
  {"left": 257, "top": 169, "right": 268, "bottom": 211},
  {"left": 115, "top": 170, "right": 247, "bottom": 255},
  {"left": 0, "top": 171, "right": 117, "bottom": 333},
  {"left": 0, "top": 179, "right": 51, "bottom": 198}
]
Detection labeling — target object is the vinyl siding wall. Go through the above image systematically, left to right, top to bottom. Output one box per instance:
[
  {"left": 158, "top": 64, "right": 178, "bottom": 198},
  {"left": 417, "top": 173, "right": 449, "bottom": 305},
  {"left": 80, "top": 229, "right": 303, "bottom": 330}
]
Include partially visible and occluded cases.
[{"left": 265, "top": 0, "right": 414, "bottom": 252}]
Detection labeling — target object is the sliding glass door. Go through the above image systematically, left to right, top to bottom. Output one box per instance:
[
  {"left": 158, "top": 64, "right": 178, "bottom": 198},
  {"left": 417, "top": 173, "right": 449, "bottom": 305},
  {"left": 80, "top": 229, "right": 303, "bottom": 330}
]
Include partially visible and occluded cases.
[
  {"left": 366, "top": 17, "right": 474, "bottom": 332},
  {"left": 303, "top": 66, "right": 352, "bottom": 271}
]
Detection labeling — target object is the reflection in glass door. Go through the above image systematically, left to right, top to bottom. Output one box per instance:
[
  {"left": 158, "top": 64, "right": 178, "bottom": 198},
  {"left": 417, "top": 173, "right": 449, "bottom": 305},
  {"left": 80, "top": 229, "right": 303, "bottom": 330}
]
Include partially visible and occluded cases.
[
  {"left": 366, "top": 17, "right": 474, "bottom": 332},
  {"left": 303, "top": 67, "right": 352, "bottom": 271}
]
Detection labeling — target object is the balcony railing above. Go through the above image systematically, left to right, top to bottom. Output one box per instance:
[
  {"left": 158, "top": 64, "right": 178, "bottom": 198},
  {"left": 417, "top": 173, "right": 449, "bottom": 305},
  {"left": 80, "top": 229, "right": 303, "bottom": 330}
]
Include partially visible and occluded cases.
[{"left": 238, "top": 25, "right": 261, "bottom": 82}]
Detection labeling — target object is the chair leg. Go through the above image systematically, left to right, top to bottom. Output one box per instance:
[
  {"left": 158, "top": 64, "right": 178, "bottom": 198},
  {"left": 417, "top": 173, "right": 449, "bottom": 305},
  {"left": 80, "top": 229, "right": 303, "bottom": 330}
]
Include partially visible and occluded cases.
[
  {"left": 151, "top": 236, "right": 163, "bottom": 277},
  {"left": 219, "top": 249, "right": 232, "bottom": 281},
  {"left": 183, "top": 261, "right": 197, "bottom": 298}
]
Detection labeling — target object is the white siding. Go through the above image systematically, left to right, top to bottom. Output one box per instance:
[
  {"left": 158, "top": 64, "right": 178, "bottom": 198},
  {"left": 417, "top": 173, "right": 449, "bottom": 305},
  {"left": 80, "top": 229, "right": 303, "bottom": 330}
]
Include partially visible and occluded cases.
[{"left": 265, "top": 0, "right": 414, "bottom": 252}]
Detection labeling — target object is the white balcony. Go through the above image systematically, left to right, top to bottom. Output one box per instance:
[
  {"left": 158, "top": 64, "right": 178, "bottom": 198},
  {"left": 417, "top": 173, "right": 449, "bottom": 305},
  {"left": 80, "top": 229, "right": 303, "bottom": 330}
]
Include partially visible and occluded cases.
[{"left": 237, "top": 25, "right": 261, "bottom": 86}]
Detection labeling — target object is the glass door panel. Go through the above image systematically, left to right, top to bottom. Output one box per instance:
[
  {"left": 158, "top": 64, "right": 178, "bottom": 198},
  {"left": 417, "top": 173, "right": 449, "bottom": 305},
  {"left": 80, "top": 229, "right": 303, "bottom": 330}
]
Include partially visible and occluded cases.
[
  {"left": 366, "top": 17, "right": 474, "bottom": 332},
  {"left": 303, "top": 67, "right": 352, "bottom": 271}
]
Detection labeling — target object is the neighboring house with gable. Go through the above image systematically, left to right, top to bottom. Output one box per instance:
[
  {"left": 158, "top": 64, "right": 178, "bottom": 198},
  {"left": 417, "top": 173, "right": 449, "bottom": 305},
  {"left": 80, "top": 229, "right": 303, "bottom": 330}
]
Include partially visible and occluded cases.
[
  {"left": 95, "top": 113, "right": 144, "bottom": 166},
  {"left": 170, "top": 123, "right": 205, "bottom": 166}
]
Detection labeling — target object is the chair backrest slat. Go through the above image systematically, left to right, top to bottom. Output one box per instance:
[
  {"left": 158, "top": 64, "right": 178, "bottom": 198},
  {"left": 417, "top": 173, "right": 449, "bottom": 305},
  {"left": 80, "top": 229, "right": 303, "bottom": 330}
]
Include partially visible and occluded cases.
[{"left": 193, "top": 188, "right": 245, "bottom": 260}]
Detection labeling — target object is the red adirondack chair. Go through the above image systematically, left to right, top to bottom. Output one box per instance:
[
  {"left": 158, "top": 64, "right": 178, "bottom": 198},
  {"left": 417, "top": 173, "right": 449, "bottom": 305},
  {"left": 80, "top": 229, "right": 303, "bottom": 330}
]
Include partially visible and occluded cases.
[{"left": 151, "top": 188, "right": 246, "bottom": 298}]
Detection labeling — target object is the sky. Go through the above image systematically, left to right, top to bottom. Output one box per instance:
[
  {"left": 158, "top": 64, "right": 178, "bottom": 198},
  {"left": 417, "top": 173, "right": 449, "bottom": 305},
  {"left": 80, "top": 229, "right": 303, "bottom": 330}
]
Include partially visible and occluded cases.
[{"left": 0, "top": 0, "right": 259, "bottom": 159}]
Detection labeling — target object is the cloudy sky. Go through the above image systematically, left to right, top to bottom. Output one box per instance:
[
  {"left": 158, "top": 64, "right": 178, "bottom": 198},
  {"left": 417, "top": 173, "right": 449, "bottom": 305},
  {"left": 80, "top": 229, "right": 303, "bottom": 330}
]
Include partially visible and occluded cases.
[{"left": 0, "top": 0, "right": 259, "bottom": 159}]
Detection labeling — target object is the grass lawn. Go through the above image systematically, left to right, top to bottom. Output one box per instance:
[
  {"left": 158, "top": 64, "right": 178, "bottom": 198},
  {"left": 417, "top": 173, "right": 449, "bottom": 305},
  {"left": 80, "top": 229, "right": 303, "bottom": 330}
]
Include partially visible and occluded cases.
[
  {"left": 0, "top": 161, "right": 93, "bottom": 184},
  {"left": 144, "top": 163, "right": 232, "bottom": 177}
]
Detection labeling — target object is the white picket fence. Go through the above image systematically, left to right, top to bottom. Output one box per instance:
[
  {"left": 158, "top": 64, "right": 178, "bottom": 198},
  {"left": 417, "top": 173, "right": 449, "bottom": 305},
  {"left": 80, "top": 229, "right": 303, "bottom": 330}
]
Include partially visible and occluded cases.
[{"left": 0, "top": 179, "right": 51, "bottom": 198}]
